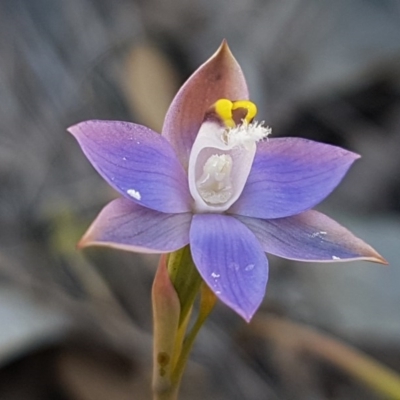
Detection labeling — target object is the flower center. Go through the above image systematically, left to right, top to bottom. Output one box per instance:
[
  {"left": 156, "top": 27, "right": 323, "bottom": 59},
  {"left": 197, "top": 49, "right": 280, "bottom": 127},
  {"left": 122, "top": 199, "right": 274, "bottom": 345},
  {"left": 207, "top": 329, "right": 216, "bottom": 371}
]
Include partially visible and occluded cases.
[
  {"left": 188, "top": 99, "right": 270, "bottom": 213},
  {"left": 196, "top": 153, "right": 233, "bottom": 204}
]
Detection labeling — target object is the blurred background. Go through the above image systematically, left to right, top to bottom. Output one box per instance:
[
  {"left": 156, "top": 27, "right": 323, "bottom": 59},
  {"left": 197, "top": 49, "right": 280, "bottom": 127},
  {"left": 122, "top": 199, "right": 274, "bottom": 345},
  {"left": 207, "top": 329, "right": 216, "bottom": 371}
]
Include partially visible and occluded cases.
[{"left": 1, "top": 0, "right": 400, "bottom": 399}]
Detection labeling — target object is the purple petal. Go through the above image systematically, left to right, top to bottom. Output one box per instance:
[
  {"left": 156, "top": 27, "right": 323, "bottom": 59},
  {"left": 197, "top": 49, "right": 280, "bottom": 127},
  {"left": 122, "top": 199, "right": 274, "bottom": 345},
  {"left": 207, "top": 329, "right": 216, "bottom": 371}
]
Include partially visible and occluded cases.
[
  {"left": 162, "top": 41, "right": 249, "bottom": 170},
  {"left": 69, "top": 120, "right": 191, "bottom": 213},
  {"left": 230, "top": 138, "right": 360, "bottom": 219},
  {"left": 79, "top": 198, "right": 192, "bottom": 253},
  {"left": 237, "top": 210, "right": 387, "bottom": 263},
  {"left": 190, "top": 214, "right": 268, "bottom": 321}
]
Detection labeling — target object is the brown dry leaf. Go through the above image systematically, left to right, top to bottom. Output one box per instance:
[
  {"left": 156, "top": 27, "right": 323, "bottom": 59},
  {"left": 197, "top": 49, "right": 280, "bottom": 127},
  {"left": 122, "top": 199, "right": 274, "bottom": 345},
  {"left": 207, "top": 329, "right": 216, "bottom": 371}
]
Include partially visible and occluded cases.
[{"left": 122, "top": 43, "right": 180, "bottom": 132}]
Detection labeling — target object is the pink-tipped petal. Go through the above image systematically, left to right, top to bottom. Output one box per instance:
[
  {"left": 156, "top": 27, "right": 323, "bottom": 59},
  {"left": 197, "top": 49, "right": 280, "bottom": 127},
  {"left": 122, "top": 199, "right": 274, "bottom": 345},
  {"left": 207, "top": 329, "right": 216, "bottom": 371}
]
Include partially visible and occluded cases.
[
  {"left": 162, "top": 41, "right": 249, "bottom": 169},
  {"left": 69, "top": 120, "right": 191, "bottom": 214},
  {"left": 230, "top": 138, "right": 360, "bottom": 219},
  {"left": 79, "top": 198, "right": 192, "bottom": 253},
  {"left": 237, "top": 210, "right": 387, "bottom": 264},
  {"left": 190, "top": 214, "right": 268, "bottom": 321}
]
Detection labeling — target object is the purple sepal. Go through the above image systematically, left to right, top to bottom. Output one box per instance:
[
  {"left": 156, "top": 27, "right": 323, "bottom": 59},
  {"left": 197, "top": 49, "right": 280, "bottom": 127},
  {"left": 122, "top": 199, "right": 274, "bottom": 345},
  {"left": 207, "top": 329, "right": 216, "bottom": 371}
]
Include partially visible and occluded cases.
[
  {"left": 68, "top": 120, "right": 191, "bottom": 214},
  {"left": 230, "top": 138, "right": 360, "bottom": 219},
  {"left": 80, "top": 198, "right": 192, "bottom": 253},
  {"left": 237, "top": 210, "right": 387, "bottom": 263},
  {"left": 190, "top": 214, "right": 268, "bottom": 321}
]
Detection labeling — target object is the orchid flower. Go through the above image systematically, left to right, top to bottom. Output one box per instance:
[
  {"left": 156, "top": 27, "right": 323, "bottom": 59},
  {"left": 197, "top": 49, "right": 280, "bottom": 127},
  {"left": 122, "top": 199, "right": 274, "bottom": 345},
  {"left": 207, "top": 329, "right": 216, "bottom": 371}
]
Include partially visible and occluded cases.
[{"left": 69, "top": 41, "right": 385, "bottom": 322}]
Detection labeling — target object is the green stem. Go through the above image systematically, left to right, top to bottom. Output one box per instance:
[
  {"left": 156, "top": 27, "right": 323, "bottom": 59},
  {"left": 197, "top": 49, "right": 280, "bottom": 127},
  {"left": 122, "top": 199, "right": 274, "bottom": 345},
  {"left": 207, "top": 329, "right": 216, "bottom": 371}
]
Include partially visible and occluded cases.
[
  {"left": 167, "top": 246, "right": 203, "bottom": 326},
  {"left": 153, "top": 248, "right": 215, "bottom": 400},
  {"left": 152, "top": 255, "right": 181, "bottom": 400},
  {"left": 171, "top": 284, "right": 216, "bottom": 387},
  {"left": 170, "top": 304, "right": 192, "bottom": 374}
]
